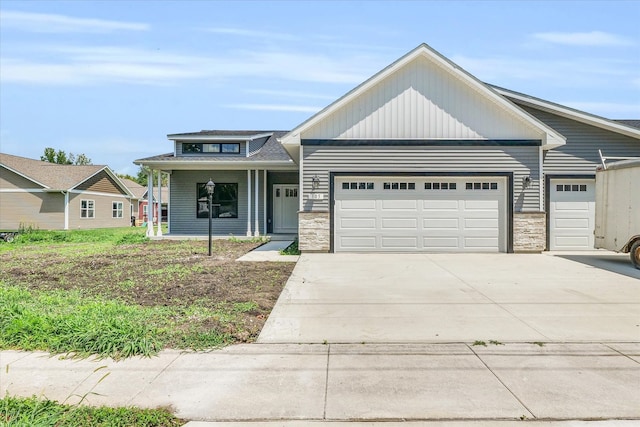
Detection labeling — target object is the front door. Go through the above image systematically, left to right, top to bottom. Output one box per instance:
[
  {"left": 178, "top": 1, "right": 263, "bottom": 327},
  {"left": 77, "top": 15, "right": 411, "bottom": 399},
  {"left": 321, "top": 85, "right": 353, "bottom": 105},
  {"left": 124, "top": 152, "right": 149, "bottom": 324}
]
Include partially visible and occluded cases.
[{"left": 273, "top": 185, "right": 298, "bottom": 233}]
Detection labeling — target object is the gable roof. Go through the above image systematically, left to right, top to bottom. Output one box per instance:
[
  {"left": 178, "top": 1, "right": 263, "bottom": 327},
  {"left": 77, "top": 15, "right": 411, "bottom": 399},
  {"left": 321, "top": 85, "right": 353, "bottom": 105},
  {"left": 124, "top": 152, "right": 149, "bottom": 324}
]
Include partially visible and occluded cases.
[
  {"left": 279, "top": 43, "right": 566, "bottom": 160},
  {"left": 492, "top": 86, "right": 640, "bottom": 141},
  {"left": 0, "top": 153, "right": 133, "bottom": 196},
  {"left": 121, "top": 178, "right": 146, "bottom": 199}
]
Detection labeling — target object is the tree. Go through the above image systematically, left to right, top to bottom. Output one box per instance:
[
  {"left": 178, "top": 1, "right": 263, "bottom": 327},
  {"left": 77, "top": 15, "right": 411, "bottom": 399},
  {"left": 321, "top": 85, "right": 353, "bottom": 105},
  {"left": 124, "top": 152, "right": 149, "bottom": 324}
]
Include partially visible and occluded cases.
[
  {"left": 41, "top": 147, "right": 92, "bottom": 165},
  {"left": 135, "top": 165, "right": 167, "bottom": 187}
]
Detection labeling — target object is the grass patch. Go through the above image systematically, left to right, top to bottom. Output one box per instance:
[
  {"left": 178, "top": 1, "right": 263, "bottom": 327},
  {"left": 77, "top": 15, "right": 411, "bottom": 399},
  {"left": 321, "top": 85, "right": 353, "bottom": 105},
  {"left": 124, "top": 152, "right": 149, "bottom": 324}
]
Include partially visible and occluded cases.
[
  {"left": 0, "top": 232, "right": 294, "bottom": 358},
  {"left": 279, "top": 239, "right": 300, "bottom": 255},
  {"left": 0, "top": 395, "right": 182, "bottom": 426}
]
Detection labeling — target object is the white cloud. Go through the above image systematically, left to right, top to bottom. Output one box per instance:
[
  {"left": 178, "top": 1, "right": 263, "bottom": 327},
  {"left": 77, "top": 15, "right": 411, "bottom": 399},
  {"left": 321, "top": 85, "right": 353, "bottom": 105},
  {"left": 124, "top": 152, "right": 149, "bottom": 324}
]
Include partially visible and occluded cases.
[
  {"left": 0, "top": 10, "right": 149, "bottom": 33},
  {"left": 203, "top": 27, "right": 297, "bottom": 41},
  {"left": 532, "top": 31, "right": 633, "bottom": 47},
  {"left": 1, "top": 45, "right": 378, "bottom": 86},
  {"left": 244, "top": 89, "right": 337, "bottom": 101},
  {"left": 226, "top": 104, "right": 322, "bottom": 113}
]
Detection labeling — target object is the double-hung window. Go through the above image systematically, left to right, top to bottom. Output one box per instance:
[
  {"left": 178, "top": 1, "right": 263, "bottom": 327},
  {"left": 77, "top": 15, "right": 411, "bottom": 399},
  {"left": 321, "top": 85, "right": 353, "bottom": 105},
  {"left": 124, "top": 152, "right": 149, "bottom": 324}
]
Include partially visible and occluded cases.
[
  {"left": 81, "top": 200, "right": 95, "bottom": 218},
  {"left": 112, "top": 201, "right": 123, "bottom": 218}
]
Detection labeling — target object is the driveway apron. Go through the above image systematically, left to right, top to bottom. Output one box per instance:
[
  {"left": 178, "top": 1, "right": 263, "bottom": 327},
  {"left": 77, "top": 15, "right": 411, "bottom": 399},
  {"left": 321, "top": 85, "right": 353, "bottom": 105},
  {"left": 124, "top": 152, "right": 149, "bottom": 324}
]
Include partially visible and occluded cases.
[{"left": 258, "top": 253, "right": 640, "bottom": 344}]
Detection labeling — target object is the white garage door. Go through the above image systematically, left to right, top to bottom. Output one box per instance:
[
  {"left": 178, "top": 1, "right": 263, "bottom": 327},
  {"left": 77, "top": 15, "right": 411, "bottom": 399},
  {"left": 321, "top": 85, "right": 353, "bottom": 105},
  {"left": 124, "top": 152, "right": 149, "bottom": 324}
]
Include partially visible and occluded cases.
[
  {"left": 335, "top": 176, "right": 507, "bottom": 252},
  {"left": 549, "top": 178, "right": 595, "bottom": 250}
]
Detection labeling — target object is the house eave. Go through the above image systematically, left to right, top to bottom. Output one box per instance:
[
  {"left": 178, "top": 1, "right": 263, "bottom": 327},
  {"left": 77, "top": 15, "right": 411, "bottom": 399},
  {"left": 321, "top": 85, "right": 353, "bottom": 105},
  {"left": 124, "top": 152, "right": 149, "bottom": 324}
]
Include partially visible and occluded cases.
[
  {"left": 493, "top": 86, "right": 640, "bottom": 140},
  {"left": 168, "top": 132, "right": 274, "bottom": 142},
  {"left": 134, "top": 159, "right": 299, "bottom": 171}
]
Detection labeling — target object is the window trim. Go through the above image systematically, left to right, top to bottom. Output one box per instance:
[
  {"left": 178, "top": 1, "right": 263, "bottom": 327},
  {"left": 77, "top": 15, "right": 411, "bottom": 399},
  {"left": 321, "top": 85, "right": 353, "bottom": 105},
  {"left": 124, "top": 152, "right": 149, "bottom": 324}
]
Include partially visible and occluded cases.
[
  {"left": 80, "top": 199, "right": 95, "bottom": 219},
  {"left": 112, "top": 201, "right": 124, "bottom": 218}
]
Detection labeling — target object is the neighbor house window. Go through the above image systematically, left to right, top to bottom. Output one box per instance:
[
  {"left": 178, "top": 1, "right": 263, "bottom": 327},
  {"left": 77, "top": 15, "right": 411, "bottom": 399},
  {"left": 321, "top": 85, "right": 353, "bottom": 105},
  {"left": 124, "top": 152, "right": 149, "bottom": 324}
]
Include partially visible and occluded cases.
[
  {"left": 196, "top": 183, "right": 238, "bottom": 218},
  {"left": 81, "top": 200, "right": 95, "bottom": 218},
  {"left": 112, "top": 201, "right": 123, "bottom": 218}
]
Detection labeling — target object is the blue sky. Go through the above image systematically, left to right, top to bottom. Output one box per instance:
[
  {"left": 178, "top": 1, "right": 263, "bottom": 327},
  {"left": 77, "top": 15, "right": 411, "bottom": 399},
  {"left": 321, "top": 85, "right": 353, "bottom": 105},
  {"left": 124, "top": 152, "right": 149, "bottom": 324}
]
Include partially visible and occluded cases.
[{"left": 1, "top": 1, "right": 639, "bottom": 175}]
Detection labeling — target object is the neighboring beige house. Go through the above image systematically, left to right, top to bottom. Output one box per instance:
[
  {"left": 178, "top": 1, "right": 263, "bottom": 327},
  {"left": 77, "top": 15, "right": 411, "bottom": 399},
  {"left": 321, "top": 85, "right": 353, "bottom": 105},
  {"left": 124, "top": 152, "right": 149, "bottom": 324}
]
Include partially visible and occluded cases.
[
  {"left": 0, "top": 153, "right": 134, "bottom": 230},
  {"left": 120, "top": 178, "right": 168, "bottom": 224}
]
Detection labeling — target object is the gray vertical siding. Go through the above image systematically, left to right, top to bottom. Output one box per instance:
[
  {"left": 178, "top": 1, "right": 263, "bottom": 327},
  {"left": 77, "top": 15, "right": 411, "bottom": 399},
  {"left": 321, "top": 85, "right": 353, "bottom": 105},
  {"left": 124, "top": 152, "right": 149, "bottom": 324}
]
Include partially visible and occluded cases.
[
  {"left": 520, "top": 106, "right": 640, "bottom": 174},
  {"left": 302, "top": 144, "right": 541, "bottom": 212},
  {"left": 170, "top": 169, "right": 267, "bottom": 235}
]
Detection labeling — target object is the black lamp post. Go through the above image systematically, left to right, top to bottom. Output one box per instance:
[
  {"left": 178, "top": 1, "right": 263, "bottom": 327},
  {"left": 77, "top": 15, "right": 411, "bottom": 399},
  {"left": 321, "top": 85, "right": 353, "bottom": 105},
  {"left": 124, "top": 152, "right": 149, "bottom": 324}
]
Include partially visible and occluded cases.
[{"left": 206, "top": 179, "right": 215, "bottom": 256}]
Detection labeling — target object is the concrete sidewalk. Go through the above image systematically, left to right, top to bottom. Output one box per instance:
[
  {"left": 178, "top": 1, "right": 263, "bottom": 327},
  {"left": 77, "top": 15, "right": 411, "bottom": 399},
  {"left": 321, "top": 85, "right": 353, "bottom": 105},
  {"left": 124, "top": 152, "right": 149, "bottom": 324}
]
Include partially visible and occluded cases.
[{"left": 2, "top": 343, "right": 639, "bottom": 423}]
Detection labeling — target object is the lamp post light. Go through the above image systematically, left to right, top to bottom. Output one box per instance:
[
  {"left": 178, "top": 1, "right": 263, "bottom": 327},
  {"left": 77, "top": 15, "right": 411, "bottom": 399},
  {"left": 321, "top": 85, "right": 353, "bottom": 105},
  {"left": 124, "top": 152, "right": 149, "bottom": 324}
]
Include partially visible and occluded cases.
[{"left": 206, "top": 179, "right": 215, "bottom": 256}]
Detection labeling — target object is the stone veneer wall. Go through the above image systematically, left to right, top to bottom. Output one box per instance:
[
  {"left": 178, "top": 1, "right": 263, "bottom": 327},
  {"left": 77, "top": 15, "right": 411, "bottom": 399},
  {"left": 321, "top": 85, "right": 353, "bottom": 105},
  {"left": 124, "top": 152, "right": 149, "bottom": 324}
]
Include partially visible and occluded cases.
[
  {"left": 298, "top": 211, "right": 330, "bottom": 252},
  {"left": 513, "top": 212, "right": 546, "bottom": 253}
]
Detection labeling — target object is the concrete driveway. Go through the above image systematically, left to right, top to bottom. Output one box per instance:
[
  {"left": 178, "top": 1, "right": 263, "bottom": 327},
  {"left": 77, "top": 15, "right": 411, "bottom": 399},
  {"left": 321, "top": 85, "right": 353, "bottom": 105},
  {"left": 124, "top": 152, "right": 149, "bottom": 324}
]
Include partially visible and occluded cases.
[{"left": 259, "top": 251, "right": 640, "bottom": 343}]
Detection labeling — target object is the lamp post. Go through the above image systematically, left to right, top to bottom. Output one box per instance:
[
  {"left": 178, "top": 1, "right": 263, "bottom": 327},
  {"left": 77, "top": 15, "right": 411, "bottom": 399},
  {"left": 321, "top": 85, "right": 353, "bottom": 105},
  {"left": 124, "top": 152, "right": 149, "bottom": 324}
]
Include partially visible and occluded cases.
[{"left": 206, "top": 179, "right": 215, "bottom": 256}]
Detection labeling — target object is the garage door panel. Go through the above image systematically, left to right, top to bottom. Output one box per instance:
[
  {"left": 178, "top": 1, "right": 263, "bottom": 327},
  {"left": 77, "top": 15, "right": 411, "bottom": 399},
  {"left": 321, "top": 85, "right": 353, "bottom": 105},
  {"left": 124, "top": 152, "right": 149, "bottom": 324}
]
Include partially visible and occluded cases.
[
  {"left": 335, "top": 176, "right": 506, "bottom": 253},
  {"left": 340, "top": 199, "right": 376, "bottom": 210},
  {"left": 381, "top": 199, "right": 417, "bottom": 210},
  {"left": 423, "top": 200, "right": 459, "bottom": 209},
  {"left": 464, "top": 200, "right": 498, "bottom": 209},
  {"left": 554, "top": 201, "right": 590, "bottom": 211},
  {"left": 339, "top": 218, "right": 376, "bottom": 229},
  {"left": 381, "top": 218, "right": 418, "bottom": 229},
  {"left": 423, "top": 218, "right": 459, "bottom": 229},
  {"left": 464, "top": 218, "right": 499, "bottom": 229},
  {"left": 555, "top": 218, "right": 589, "bottom": 228},
  {"left": 339, "top": 236, "right": 377, "bottom": 249},
  {"left": 381, "top": 236, "right": 419, "bottom": 249},
  {"left": 555, "top": 236, "right": 590, "bottom": 247},
  {"left": 423, "top": 237, "right": 460, "bottom": 249},
  {"left": 464, "top": 237, "right": 499, "bottom": 249}
]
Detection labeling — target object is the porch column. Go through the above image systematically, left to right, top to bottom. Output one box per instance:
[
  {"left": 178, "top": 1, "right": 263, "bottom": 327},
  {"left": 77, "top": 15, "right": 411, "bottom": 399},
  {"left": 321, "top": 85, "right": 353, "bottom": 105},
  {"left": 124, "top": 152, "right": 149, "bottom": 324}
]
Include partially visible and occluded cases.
[
  {"left": 254, "top": 169, "right": 259, "bottom": 236},
  {"left": 146, "top": 170, "right": 154, "bottom": 237},
  {"left": 246, "top": 170, "right": 252, "bottom": 236},
  {"left": 263, "top": 170, "right": 267, "bottom": 235},
  {"left": 156, "top": 172, "right": 163, "bottom": 237}
]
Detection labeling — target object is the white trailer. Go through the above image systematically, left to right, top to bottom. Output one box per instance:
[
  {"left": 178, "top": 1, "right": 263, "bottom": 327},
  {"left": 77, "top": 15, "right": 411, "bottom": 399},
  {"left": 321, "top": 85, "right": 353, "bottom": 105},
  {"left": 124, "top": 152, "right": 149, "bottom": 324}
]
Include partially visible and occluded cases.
[{"left": 594, "top": 159, "right": 640, "bottom": 269}]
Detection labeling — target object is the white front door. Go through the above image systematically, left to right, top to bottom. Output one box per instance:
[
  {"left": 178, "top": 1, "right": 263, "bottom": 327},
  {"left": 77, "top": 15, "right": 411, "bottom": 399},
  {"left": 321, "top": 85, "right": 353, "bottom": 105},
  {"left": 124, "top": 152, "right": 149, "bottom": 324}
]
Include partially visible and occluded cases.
[
  {"left": 549, "top": 178, "right": 595, "bottom": 250},
  {"left": 273, "top": 185, "right": 299, "bottom": 233}
]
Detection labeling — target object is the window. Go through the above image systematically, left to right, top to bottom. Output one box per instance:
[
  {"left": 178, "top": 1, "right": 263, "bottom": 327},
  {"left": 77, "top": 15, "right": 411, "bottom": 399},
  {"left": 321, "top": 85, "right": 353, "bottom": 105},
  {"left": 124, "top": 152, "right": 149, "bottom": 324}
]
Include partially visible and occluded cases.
[
  {"left": 183, "top": 143, "right": 240, "bottom": 154},
  {"left": 341, "top": 182, "right": 374, "bottom": 190},
  {"left": 383, "top": 182, "right": 415, "bottom": 190},
  {"left": 425, "top": 182, "right": 457, "bottom": 190},
  {"left": 466, "top": 182, "right": 498, "bottom": 190},
  {"left": 197, "top": 183, "right": 238, "bottom": 218},
  {"left": 556, "top": 184, "right": 587, "bottom": 192},
  {"left": 81, "top": 200, "right": 95, "bottom": 218},
  {"left": 112, "top": 201, "right": 123, "bottom": 218}
]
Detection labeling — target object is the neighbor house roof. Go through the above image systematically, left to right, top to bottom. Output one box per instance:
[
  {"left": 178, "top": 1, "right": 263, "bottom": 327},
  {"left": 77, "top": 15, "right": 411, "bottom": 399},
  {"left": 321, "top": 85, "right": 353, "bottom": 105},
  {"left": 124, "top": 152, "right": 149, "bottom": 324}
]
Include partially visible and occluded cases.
[
  {"left": 135, "top": 131, "right": 297, "bottom": 170},
  {"left": 0, "top": 153, "right": 133, "bottom": 195},
  {"left": 121, "top": 178, "right": 146, "bottom": 199}
]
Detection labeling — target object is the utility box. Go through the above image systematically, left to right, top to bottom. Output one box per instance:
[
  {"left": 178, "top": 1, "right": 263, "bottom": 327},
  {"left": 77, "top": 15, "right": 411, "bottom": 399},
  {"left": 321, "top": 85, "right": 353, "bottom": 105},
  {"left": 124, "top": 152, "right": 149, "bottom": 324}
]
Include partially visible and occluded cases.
[{"left": 594, "top": 159, "right": 640, "bottom": 269}]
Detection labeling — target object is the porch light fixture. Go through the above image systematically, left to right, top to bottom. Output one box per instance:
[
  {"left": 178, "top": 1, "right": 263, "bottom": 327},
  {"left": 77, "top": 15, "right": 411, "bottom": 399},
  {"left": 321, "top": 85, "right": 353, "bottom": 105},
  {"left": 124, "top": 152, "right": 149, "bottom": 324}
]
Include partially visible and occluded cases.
[
  {"left": 311, "top": 175, "right": 320, "bottom": 190},
  {"left": 522, "top": 176, "right": 532, "bottom": 188},
  {"left": 206, "top": 179, "right": 215, "bottom": 256}
]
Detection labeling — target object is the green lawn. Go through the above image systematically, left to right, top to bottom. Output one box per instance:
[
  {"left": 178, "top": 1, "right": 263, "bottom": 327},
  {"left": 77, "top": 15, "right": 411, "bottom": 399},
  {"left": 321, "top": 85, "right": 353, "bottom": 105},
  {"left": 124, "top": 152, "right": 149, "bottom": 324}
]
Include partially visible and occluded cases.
[{"left": 0, "top": 227, "right": 293, "bottom": 359}]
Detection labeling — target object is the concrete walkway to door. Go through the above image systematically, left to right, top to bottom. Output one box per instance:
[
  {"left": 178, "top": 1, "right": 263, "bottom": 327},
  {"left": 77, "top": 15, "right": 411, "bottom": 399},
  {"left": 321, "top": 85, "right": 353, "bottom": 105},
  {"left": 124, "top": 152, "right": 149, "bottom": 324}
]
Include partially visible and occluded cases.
[{"left": 258, "top": 252, "right": 640, "bottom": 344}]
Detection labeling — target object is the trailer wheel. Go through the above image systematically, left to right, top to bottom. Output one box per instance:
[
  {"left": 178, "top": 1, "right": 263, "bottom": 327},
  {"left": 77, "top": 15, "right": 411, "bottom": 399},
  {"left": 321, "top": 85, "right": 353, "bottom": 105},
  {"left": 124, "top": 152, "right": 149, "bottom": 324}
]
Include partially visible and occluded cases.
[
  {"left": 4, "top": 233, "right": 14, "bottom": 243},
  {"left": 631, "top": 240, "right": 640, "bottom": 270}
]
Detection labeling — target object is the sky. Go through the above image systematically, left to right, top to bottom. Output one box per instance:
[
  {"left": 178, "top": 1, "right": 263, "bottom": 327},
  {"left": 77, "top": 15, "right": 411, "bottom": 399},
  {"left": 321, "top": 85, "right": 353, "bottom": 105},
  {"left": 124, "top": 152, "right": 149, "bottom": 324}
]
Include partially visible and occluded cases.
[{"left": 1, "top": 1, "right": 639, "bottom": 176}]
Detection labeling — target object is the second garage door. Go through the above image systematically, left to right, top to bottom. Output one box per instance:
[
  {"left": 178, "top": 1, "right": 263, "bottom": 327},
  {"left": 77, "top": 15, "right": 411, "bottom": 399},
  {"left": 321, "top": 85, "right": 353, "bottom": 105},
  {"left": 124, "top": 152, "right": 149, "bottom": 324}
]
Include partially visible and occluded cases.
[
  {"left": 334, "top": 176, "right": 507, "bottom": 252},
  {"left": 549, "top": 178, "right": 595, "bottom": 250}
]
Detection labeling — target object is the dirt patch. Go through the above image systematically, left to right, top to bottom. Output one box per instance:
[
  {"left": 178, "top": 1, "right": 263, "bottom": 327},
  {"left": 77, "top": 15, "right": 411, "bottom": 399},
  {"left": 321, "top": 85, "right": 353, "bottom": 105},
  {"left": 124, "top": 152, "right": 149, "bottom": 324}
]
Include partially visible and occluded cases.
[{"left": 0, "top": 239, "right": 295, "bottom": 344}]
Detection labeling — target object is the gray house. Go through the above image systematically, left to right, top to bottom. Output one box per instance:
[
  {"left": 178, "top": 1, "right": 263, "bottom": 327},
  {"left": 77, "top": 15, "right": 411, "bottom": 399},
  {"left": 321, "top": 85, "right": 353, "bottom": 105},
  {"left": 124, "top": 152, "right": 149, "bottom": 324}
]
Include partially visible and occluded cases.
[{"left": 135, "top": 43, "right": 640, "bottom": 253}]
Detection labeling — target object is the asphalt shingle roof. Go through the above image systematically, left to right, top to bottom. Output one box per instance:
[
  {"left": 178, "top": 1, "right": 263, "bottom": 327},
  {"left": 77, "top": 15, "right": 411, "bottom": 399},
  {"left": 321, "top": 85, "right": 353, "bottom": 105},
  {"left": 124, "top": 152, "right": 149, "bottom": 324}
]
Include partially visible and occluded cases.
[
  {"left": 614, "top": 120, "right": 640, "bottom": 130},
  {"left": 136, "top": 131, "right": 293, "bottom": 163},
  {"left": 0, "top": 153, "right": 105, "bottom": 190}
]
